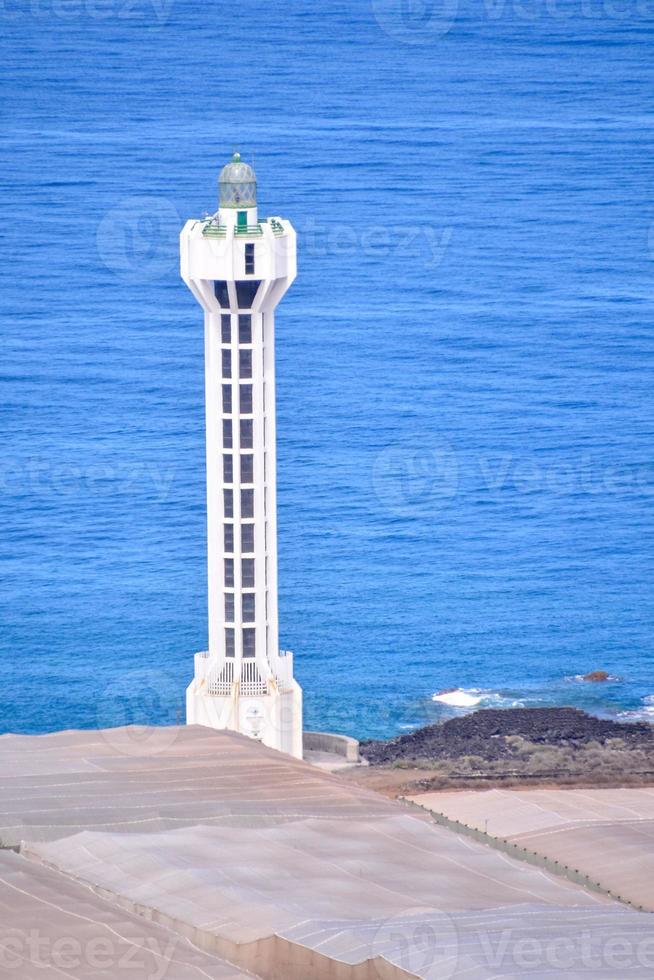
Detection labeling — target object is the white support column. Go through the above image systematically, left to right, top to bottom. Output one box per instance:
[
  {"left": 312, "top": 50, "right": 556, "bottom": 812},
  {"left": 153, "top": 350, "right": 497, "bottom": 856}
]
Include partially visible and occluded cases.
[
  {"left": 206, "top": 311, "right": 224, "bottom": 661},
  {"left": 250, "top": 311, "right": 268, "bottom": 682},
  {"left": 262, "top": 311, "right": 280, "bottom": 673}
]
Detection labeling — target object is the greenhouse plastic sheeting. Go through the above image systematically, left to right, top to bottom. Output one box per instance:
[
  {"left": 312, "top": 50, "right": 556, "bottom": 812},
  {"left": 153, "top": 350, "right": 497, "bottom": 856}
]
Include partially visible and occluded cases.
[
  {"left": 0, "top": 725, "right": 397, "bottom": 846},
  {"left": 4, "top": 726, "right": 654, "bottom": 979},
  {"left": 411, "top": 787, "right": 654, "bottom": 911},
  {"left": 27, "top": 814, "right": 654, "bottom": 979},
  {"left": 0, "top": 849, "right": 253, "bottom": 979}
]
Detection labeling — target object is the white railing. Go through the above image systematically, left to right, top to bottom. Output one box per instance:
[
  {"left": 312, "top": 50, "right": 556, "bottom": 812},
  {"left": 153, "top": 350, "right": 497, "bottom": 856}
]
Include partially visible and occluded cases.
[
  {"left": 201, "top": 653, "right": 291, "bottom": 698},
  {"left": 208, "top": 659, "right": 235, "bottom": 696},
  {"left": 240, "top": 659, "right": 268, "bottom": 697}
]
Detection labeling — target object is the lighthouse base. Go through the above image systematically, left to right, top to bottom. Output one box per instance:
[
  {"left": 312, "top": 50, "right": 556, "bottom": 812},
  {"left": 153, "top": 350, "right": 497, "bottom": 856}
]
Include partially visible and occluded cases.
[{"left": 186, "top": 654, "right": 303, "bottom": 760}]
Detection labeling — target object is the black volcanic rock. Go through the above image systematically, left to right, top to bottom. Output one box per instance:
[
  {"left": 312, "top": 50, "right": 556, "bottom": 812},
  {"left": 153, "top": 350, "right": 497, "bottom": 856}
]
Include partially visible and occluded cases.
[{"left": 360, "top": 707, "right": 654, "bottom": 766}]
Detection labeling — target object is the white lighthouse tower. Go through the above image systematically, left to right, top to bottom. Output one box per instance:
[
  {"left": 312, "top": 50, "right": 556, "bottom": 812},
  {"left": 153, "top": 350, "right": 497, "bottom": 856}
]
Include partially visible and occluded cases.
[{"left": 181, "top": 154, "right": 302, "bottom": 759}]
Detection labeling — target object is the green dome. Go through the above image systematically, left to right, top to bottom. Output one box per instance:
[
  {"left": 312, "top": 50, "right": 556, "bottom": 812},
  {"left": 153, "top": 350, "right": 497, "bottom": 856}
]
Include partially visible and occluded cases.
[{"left": 219, "top": 152, "right": 257, "bottom": 208}]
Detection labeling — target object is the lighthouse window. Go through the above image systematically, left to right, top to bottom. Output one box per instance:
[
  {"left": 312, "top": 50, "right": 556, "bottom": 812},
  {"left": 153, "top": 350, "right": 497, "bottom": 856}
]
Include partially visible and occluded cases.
[
  {"left": 245, "top": 243, "right": 255, "bottom": 275},
  {"left": 213, "top": 280, "right": 230, "bottom": 308},
  {"left": 235, "top": 280, "right": 261, "bottom": 309},
  {"left": 238, "top": 314, "right": 252, "bottom": 344},
  {"left": 221, "top": 315, "right": 231, "bottom": 344},
  {"left": 239, "top": 349, "right": 252, "bottom": 379},
  {"left": 222, "top": 350, "right": 231, "bottom": 379},
  {"left": 240, "top": 384, "right": 253, "bottom": 414},
  {"left": 222, "top": 385, "right": 232, "bottom": 414},
  {"left": 240, "top": 418, "right": 253, "bottom": 449},
  {"left": 222, "top": 419, "right": 233, "bottom": 449},
  {"left": 223, "top": 454, "right": 233, "bottom": 483},
  {"left": 241, "top": 454, "right": 254, "bottom": 483},
  {"left": 241, "top": 488, "right": 254, "bottom": 518},
  {"left": 223, "top": 489, "right": 233, "bottom": 518},
  {"left": 223, "top": 523, "right": 234, "bottom": 552},
  {"left": 241, "top": 523, "right": 255, "bottom": 552},
  {"left": 224, "top": 558, "right": 234, "bottom": 588},
  {"left": 242, "top": 558, "right": 255, "bottom": 588},
  {"left": 224, "top": 593, "right": 234, "bottom": 622},
  {"left": 242, "top": 593, "right": 255, "bottom": 621},
  {"left": 225, "top": 628, "right": 235, "bottom": 658},
  {"left": 242, "top": 628, "right": 255, "bottom": 657}
]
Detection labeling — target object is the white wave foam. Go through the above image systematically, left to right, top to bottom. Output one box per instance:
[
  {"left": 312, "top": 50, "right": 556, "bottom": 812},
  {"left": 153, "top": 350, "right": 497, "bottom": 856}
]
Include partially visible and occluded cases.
[
  {"left": 431, "top": 688, "right": 526, "bottom": 710},
  {"left": 432, "top": 689, "right": 481, "bottom": 708},
  {"left": 618, "top": 695, "right": 654, "bottom": 722}
]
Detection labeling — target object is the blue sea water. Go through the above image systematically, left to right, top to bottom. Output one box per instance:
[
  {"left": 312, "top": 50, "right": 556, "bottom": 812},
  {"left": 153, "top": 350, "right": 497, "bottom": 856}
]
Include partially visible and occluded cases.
[{"left": 1, "top": 0, "right": 653, "bottom": 741}]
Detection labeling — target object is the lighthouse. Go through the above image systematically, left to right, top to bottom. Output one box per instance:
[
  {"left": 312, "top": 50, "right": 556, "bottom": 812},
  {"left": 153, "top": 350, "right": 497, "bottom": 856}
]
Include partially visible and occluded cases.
[{"left": 181, "top": 154, "right": 302, "bottom": 759}]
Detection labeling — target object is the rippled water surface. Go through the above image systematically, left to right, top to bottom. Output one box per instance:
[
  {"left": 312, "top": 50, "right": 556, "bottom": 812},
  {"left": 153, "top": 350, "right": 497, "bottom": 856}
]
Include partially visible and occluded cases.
[{"left": 1, "top": 0, "right": 653, "bottom": 739}]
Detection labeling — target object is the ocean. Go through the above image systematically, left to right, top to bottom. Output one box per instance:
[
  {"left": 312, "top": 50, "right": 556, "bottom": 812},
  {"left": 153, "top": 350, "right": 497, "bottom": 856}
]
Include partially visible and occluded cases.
[{"left": 1, "top": 0, "right": 653, "bottom": 741}]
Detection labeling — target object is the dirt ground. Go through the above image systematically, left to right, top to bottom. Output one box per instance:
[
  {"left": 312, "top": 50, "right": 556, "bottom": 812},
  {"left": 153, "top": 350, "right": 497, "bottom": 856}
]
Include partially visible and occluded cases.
[{"left": 343, "top": 764, "right": 654, "bottom": 797}]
